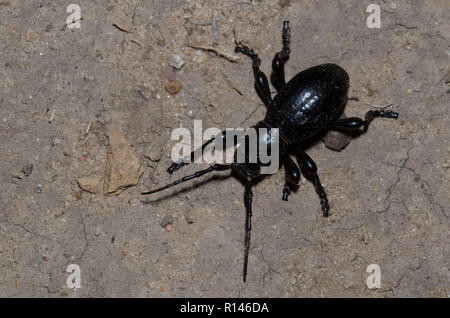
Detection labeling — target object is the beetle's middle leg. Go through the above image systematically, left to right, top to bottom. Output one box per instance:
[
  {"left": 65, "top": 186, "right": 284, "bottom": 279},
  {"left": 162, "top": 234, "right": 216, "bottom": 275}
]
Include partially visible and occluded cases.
[
  {"left": 271, "top": 21, "right": 291, "bottom": 91},
  {"left": 235, "top": 44, "right": 272, "bottom": 107},
  {"left": 327, "top": 110, "right": 399, "bottom": 132},
  {"left": 295, "top": 148, "right": 330, "bottom": 217},
  {"left": 282, "top": 155, "right": 300, "bottom": 201}
]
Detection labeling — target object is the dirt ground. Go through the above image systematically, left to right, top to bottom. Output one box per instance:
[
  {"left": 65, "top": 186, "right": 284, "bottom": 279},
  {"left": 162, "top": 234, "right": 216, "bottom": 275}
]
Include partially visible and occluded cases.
[{"left": 0, "top": 0, "right": 448, "bottom": 297}]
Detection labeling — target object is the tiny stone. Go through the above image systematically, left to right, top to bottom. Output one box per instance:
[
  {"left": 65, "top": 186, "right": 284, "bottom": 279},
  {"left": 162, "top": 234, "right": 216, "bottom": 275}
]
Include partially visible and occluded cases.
[
  {"left": 279, "top": 0, "right": 290, "bottom": 7},
  {"left": 156, "top": 36, "right": 165, "bottom": 46},
  {"left": 170, "top": 54, "right": 185, "bottom": 70},
  {"left": 163, "top": 65, "right": 176, "bottom": 81},
  {"left": 445, "top": 70, "right": 450, "bottom": 84},
  {"left": 165, "top": 80, "right": 181, "bottom": 94},
  {"left": 324, "top": 115, "right": 352, "bottom": 151},
  {"left": 22, "top": 163, "right": 34, "bottom": 177},
  {"left": 77, "top": 175, "right": 102, "bottom": 194},
  {"left": 34, "top": 185, "right": 42, "bottom": 194},
  {"left": 73, "top": 190, "right": 83, "bottom": 200},
  {"left": 160, "top": 214, "right": 174, "bottom": 227},
  {"left": 185, "top": 214, "right": 194, "bottom": 224},
  {"left": 94, "top": 227, "right": 105, "bottom": 236}
]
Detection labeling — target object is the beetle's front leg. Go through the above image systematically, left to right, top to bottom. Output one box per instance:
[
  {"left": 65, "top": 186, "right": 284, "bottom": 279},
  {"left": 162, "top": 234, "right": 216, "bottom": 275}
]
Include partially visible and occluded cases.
[
  {"left": 271, "top": 21, "right": 291, "bottom": 91},
  {"left": 235, "top": 45, "right": 272, "bottom": 107},
  {"left": 327, "top": 110, "right": 399, "bottom": 132},
  {"left": 168, "top": 130, "right": 227, "bottom": 174},
  {"left": 295, "top": 148, "right": 330, "bottom": 217},
  {"left": 282, "top": 155, "right": 300, "bottom": 201}
]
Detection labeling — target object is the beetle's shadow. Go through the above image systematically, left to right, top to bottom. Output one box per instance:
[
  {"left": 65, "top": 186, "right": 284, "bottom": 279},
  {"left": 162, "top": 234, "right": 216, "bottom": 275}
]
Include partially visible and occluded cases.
[{"left": 141, "top": 174, "right": 232, "bottom": 204}]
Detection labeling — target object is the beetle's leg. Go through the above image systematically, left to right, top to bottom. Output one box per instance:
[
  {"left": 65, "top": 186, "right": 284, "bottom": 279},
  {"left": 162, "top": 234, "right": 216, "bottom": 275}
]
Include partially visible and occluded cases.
[
  {"left": 271, "top": 21, "right": 291, "bottom": 91},
  {"left": 235, "top": 45, "right": 272, "bottom": 107},
  {"left": 327, "top": 110, "right": 399, "bottom": 132},
  {"left": 168, "top": 130, "right": 227, "bottom": 174},
  {"left": 295, "top": 148, "right": 330, "bottom": 217},
  {"left": 282, "top": 155, "right": 300, "bottom": 201},
  {"left": 243, "top": 183, "right": 253, "bottom": 282}
]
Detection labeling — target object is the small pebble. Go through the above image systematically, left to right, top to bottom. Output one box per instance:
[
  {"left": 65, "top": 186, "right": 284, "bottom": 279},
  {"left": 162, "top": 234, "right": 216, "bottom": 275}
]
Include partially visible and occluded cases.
[
  {"left": 279, "top": 0, "right": 290, "bottom": 7},
  {"left": 156, "top": 36, "right": 165, "bottom": 46},
  {"left": 170, "top": 54, "right": 185, "bottom": 70},
  {"left": 163, "top": 65, "right": 176, "bottom": 81},
  {"left": 165, "top": 80, "right": 181, "bottom": 94},
  {"left": 324, "top": 114, "right": 352, "bottom": 152},
  {"left": 34, "top": 185, "right": 42, "bottom": 194},
  {"left": 160, "top": 214, "right": 174, "bottom": 227},
  {"left": 94, "top": 227, "right": 104, "bottom": 237}
]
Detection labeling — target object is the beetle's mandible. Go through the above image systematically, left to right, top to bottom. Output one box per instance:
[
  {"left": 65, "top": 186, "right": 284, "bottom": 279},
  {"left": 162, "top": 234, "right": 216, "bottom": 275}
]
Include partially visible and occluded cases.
[{"left": 142, "top": 21, "right": 399, "bottom": 282}]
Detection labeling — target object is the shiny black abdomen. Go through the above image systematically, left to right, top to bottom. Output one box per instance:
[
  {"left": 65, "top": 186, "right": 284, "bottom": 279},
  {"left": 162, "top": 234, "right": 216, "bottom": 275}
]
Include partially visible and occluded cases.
[{"left": 265, "top": 63, "right": 349, "bottom": 144}]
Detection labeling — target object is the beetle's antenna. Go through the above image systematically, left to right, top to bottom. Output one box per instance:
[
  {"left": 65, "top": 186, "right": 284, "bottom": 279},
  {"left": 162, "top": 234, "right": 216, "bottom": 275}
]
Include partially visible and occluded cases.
[
  {"left": 141, "top": 164, "right": 231, "bottom": 195},
  {"left": 243, "top": 183, "right": 253, "bottom": 282}
]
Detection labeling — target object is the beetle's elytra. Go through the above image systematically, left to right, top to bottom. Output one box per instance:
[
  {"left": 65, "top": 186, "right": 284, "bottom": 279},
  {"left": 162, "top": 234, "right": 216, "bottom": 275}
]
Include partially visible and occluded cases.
[{"left": 142, "top": 21, "right": 399, "bottom": 282}]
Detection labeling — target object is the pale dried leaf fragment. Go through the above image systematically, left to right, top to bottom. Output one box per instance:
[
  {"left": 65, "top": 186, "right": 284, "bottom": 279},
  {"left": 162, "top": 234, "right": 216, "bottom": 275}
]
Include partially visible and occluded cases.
[{"left": 104, "top": 130, "right": 144, "bottom": 196}]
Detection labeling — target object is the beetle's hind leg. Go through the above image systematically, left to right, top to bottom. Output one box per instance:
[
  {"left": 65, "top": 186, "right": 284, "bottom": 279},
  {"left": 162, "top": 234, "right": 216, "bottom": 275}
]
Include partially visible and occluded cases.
[
  {"left": 271, "top": 21, "right": 291, "bottom": 91},
  {"left": 235, "top": 44, "right": 272, "bottom": 107},
  {"left": 327, "top": 110, "right": 399, "bottom": 132},
  {"left": 295, "top": 148, "right": 330, "bottom": 217},
  {"left": 282, "top": 155, "right": 300, "bottom": 201},
  {"left": 243, "top": 183, "right": 253, "bottom": 282}
]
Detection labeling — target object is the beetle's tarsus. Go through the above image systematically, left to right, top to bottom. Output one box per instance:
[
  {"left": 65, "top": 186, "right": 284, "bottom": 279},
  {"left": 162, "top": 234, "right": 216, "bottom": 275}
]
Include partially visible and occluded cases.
[
  {"left": 271, "top": 21, "right": 291, "bottom": 90},
  {"left": 167, "top": 162, "right": 184, "bottom": 174},
  {"left": 282, "top": 185, "right": 291, "bottom": 201}
]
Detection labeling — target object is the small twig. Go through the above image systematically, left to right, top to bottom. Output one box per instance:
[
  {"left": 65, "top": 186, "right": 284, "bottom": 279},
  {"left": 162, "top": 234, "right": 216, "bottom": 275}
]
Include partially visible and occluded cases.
[
  {"left": 211, "top": 16, "right": 219, "bottom": 39},
  {"left": 60, "top": 17, "right": 83, "bottom": 31},
  {"left": 186, "top": 18, "right": 211, "bottom": 26},
  {"left": 112, "top": 23, "right": 132, "bottom": 33},
  {"left": 185, "top": 44, "right": 239, "bottom": 62},
  {"left": 221, "top": 71, "right": 243, "bottom": 95},
  {"left": 365, "top": 102, "right": 394, "bottom": 109},
  {"left": 85, "top": 120, "right": 93, "bottom": 135}
]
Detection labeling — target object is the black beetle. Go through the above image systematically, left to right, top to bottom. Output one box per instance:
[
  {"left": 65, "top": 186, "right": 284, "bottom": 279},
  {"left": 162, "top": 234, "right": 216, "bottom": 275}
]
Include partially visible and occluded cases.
[{"left": 142, "top": 21, "right": 399, "bottom": 282}]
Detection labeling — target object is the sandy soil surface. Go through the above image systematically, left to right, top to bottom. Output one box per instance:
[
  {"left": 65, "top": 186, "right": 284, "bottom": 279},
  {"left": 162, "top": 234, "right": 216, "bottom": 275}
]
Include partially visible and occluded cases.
[{"left": 0, "top": 0, "right": 448, "bottom": 297}]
